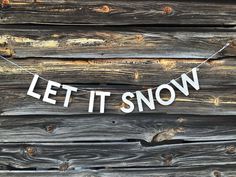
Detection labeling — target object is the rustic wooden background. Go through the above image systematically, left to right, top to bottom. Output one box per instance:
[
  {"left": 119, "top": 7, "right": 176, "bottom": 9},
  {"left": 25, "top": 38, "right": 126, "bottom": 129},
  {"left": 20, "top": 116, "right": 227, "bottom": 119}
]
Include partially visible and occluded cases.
[{"left": 0, "top": 0, "right": 236, "bottom": 176}]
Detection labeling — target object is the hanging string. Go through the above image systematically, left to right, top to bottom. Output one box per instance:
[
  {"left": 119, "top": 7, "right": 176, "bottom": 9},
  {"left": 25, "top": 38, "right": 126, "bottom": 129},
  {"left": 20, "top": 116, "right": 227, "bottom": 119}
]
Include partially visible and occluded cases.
[
  {"left": 0, "top": 42, "right": 231, "bottom": 95},
  {"left": 166, "top": 42, "right": 230, "bottom": 85},
  {"left": 0, "top": 54, "right": 48, "bottom": 82}
]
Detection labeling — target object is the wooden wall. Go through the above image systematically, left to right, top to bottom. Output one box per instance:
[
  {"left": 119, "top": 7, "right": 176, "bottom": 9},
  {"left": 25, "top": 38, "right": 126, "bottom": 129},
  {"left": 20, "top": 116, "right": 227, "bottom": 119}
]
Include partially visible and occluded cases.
[{"left": 0, "top": 0, "right": 236, "bottom": 176}]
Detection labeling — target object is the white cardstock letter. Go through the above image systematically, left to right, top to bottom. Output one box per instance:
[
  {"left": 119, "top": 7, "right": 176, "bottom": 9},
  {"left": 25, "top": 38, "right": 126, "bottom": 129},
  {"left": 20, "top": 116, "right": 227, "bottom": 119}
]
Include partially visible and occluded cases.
[
  {"left": 171, "top": 67, "right": 200, "bottom": 96},
  {"left": 27, "top": 74, "right": 41, "bottom": 99},
  {"left": 43, "top": 80, "right": 61, "bottom": 104},
  {"left": 155, "top": 84, "right": 175, "bottom": 106},
  {"left": 62, "top": 85, "right": 78, "bottom": 107},
  {"left": 136, "top": 88, "right": 155, "bottom": 112},
  {"left": 88, "top": 91, "right": 95, "bottom": 113},
  {"left": 96, "top": 91, "right": 111, "bottom": 113},
  {"left": 120, "top": 92, "right": 135, "bottom": 113}
]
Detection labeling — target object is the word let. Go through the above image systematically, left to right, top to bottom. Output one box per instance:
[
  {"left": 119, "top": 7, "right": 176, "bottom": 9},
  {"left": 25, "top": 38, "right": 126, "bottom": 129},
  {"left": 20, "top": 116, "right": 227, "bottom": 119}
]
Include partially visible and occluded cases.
[{"left": 27, "top": 75, "right": 78, "bottom": 107}]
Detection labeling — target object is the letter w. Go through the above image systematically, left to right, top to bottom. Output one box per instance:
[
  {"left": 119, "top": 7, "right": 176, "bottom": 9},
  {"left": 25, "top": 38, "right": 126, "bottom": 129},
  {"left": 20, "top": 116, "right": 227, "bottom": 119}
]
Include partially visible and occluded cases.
[{"left": 170, "top": 68, "right": 200, "bottom": 96}]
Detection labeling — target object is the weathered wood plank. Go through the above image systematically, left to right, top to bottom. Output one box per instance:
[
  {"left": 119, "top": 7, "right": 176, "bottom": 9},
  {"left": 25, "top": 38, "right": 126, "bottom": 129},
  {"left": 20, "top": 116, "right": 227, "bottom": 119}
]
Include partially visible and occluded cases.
[
  {"left": 0, "top": 1, "right": 236, "bottom": 25},
  {"left": 0, "top": 26, "right": 235, "bottom": 58},
  {"left": 0, "top": 57, "right": 235, "bottom": 87},
  {"left": 0, "top": 85, "right": 235, "bottom": 115},
  {"left": 0, "top": 114, "right": 235, "bottom": 143},
  {"left": 0, "top": 141, "right": 236, "bottom": 170},
  {"left": 1, "top": 165, "right": 236, "bottom": 177}
]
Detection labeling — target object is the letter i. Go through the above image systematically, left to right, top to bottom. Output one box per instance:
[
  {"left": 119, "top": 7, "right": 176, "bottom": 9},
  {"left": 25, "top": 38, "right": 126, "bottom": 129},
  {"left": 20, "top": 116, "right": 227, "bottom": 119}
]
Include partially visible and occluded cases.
[{"left": 88, "top": 91, "right": 95, "bottom": 113}]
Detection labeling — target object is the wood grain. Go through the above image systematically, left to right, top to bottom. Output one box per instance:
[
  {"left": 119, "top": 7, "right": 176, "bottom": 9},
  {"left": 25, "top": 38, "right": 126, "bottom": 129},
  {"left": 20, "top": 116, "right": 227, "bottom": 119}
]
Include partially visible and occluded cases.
[
  {"left": 0, "top": 0, "right": 236, "bottom": 175},
  {"left": 0, "top": 1, "right": 236, "bottom": 25},
  {"left": 0, "top": 26, "right": 235, "bottom": 59},
  {"left": 0, "top": 57, "right": 235, "bottom": 87},
  {"left": 0, "top": 85, "right": 235, "bottom": 115},
  {"left": 0, "top": 114, "right": 235, "bottom": 143},
  {"left": 0, "top": 141, "right": 236, "bottom": 170},
  {"left": 1, "top": 165, "right": 236, "bottom": 177}
]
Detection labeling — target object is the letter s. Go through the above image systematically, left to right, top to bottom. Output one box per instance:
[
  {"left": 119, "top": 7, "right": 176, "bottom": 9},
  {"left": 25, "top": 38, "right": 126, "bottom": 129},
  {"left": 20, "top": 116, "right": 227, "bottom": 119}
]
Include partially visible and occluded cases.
[{"left": 120, "top": 92, "right": 135, "bottom": 113}]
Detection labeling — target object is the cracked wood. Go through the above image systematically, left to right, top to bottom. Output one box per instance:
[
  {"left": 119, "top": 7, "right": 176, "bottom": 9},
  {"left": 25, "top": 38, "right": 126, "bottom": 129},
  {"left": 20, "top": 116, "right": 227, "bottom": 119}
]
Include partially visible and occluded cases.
[
  {"left": 0, "top": 0, "right": 236, "bottom": 25},
  {"left": 0, "top": 26, "right": 235, "bottom": 58},
  {"left": 0, "top": 86, "right": 235, "bottom": 115},
  {"left": 0, "top": 114, "right": 235, "bottom": 142},
  {"left": 0, "top": 141, "right": 236, "bottom": 170},
  {"left": 1, "top": 165, "right": 236, "bottom": 177}
]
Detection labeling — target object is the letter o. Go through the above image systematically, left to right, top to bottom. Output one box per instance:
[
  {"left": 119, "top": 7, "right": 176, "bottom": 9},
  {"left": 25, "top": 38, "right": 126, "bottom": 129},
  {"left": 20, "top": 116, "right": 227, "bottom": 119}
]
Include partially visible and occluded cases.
[{"left": 155, "top": 84, "right": 175, "bottom": 105}]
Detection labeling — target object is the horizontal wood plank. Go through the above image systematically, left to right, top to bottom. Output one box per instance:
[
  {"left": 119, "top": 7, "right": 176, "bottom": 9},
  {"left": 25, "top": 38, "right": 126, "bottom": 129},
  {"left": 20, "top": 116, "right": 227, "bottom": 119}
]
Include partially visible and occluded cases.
[
  {"left": 0, "top": 1, "right": 236, "bottom": 25},
  {"left": 1, "top": 1, "right": 236, "bottom": 176},
  {"left": 0, "top": 26, "right": 235, "bottom": 59},
  {"left": 0, "top": 57, "right": 235, "bottom": 87},
  {"left": 0, "top": 84, "right": 235, "bottom": 115},
  {"left": 0, "top": 114, "right": 235, "bottom": 143},
  {"left": 0, "top": 141, "right": 236, "bottom": 170},
  {"left": 1, "top": 165, "right": 236, "bottom": 177}
]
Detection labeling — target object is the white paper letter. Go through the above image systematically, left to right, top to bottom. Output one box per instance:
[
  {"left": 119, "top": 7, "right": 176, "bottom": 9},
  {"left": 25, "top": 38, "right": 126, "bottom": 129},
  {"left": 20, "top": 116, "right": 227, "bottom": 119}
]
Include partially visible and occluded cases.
[
  {"left": 171, "top": 67, "right": 200, "bottom": 96},
  {"left": 27, "top": 74, "right": 41, "bottom": 99},
  {"left": 43, "top": 80, "right": 61, "bottom": 104},
  {"left": 155, "top": 84, "right": 175, "bottom": 105},
  {"left": 62, "top": 85, "right": 78, "bottom": 107},
  {"left": 136, "top": 89, "right": 155, "bottom": 112},
  {"left": 88, "top": 91, "right": 95, "bottom": 113},
  {"left": 96, "top": 91, "right": 111, "bottom": 113},
  {"left": 120, "top": 92, "right": 135, "bottom": 113}
]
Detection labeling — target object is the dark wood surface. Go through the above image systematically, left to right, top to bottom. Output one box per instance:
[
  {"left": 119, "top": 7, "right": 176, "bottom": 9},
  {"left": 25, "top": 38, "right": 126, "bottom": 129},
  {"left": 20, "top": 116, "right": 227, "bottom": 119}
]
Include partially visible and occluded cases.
[
  {"left": 0, "top": 0, "right": 236, "bottom": 176},
  {"left": 0, "top": 1, "right": 236, "bottom": 25},
  {"left": 0, "top": 26, "right": 236, "bottom": 59},
  {"left": 0, "top": 57, "right": 236, "bottom": 86},
  {"left": 0, "top": 86, "right": 235, "bottom": 115},
  {"left": 0, "top": 114, "right": 235, "bottom": 142},
  {"left": 0, "top": 141, "right": 236, "bottom": 169},
  {"left": 2, "top": 165, "right": 236, "bottom": 177}
]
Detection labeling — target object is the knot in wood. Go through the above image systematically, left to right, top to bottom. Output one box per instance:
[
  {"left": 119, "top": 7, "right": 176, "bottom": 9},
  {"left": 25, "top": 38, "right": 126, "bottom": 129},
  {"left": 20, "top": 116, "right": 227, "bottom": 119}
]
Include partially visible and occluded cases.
[
  {"left": 95, "top": 5, "right": 111, "bottom": 13},
  {"left": 102, "top": 5, "right": 111, "bottom": 13},
  {"left": 163, "top": 6, "right": 173, "bottom": 15},
  {"left": 135, "top": 34, "right": 144, "bottom": 42},
  {"left": 231, "top": 39, "right": 236, "bottom": 47},
  {"left": 46, "top": 124, "right": 55, "bottom": 133},
  {"left": 225, "top": 145, "right": 236, "bottom": 154},
  {"left": 25, "top": 146, "right": 37, "bottom": 156},
  {"left": 162, "top": 153, "right": 173, "bottom": 166},
  {"left": 59, "top": 162, "right": 69, "bottom": 171},
  {"left": 212, "top": 170, "right": 221, "bottom": 177}
]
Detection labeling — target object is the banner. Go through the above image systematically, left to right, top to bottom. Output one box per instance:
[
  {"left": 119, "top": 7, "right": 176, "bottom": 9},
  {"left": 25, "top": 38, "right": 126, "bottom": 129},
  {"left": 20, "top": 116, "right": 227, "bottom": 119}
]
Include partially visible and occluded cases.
[{"left": 0, "top": 42, "right": 230, "bottom": 114}]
